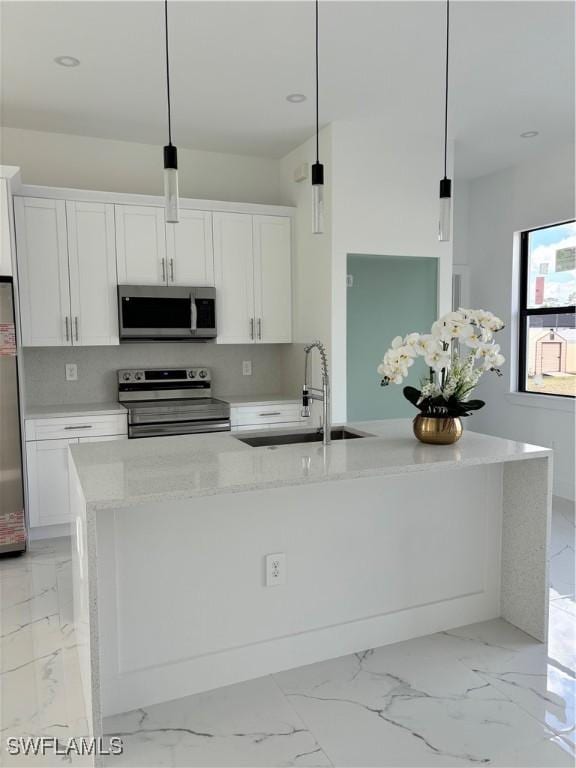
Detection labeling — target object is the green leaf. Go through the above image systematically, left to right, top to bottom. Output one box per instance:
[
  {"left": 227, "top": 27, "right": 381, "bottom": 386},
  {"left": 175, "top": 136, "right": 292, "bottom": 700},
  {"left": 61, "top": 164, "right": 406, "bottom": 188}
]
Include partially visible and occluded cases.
[{"left": 403, "top": 386, "right": 422, "bottom": 408}]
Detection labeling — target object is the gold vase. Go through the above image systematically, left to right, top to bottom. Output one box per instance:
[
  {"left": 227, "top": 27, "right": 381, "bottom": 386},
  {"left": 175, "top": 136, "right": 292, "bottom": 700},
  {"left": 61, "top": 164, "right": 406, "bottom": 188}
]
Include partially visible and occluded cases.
[{"left": 413, "top": 414, "right": 463, "bottom": 445}]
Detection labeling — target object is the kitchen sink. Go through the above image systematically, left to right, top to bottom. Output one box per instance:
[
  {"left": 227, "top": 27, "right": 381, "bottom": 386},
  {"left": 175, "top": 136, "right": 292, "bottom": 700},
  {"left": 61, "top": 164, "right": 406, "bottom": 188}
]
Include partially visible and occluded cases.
[{"left": 234, "top": 427, "right": 372, "bottom": 448}]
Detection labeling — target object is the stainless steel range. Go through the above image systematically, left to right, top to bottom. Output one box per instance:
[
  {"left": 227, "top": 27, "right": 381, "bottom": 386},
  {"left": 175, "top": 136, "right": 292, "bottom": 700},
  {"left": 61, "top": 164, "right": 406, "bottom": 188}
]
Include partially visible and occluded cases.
[{"left": 118, "top": 367, "right": 230, "bottom": 439}]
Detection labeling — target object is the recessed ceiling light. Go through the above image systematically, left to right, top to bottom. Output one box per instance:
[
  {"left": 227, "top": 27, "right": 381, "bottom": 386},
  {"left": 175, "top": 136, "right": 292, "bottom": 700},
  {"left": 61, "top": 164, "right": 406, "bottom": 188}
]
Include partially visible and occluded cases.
[
  {"left": 54, "top": 56, "right": 80, "bottom": 68},
  {"left": 286, "top": 93, "right": 307, "bottom": 103},
  {"left": 520, "top": 130, "right": 539, "bottom": 138}
]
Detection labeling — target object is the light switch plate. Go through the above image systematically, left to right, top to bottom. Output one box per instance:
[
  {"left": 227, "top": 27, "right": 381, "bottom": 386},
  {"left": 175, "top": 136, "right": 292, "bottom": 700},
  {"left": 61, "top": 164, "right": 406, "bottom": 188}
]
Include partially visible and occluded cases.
[
  {"left": 242, "top": 360, "right": 252, "bottom": 376},
  {"left": 65, "top": 363, "right": 78, "bottom": 381}
]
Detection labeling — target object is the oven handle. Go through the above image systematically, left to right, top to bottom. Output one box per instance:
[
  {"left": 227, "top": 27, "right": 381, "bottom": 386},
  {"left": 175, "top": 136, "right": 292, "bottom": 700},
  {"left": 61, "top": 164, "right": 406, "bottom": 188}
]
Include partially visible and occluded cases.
[
  {"left": 190, "top": 295, "right": 198, "bottom": 332},
  {"left": 128, "top": 419, "right": 231, "bottom": 439}
]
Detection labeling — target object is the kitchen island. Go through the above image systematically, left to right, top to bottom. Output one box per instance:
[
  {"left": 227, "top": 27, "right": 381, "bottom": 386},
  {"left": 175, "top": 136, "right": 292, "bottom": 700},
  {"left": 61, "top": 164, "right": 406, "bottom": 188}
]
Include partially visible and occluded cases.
[{"left": 68, "top": 419, "right": 552, "bottom": 736}]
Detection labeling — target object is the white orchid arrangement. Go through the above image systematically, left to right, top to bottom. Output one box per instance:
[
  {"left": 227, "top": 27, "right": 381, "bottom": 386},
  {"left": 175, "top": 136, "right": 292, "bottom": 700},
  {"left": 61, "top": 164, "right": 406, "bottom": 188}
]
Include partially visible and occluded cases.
[{"left": 378, "top": 308, "right": 505, "bottom": 418}]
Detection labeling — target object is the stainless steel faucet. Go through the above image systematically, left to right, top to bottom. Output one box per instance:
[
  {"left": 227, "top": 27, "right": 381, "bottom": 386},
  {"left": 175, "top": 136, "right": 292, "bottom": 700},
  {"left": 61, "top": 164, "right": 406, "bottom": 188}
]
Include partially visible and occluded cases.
[{"left": 302, "top": 341, "right": 331, "bottom": 446}]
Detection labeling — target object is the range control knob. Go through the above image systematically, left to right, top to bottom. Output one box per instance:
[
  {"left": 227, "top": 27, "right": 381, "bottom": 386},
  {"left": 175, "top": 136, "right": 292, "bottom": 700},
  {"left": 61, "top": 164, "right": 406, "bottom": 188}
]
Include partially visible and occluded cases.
[
  {"left": 198, "top": 369, "right": 207, "bottom": 379},
  {"left": 188, "top": 370, "right": 196, "bottom": 378},
  {"left": 134, "top": 371, "right": 144, "bottom": 381},
  {"left": 122, "top": 372, "right": 131, "bottom": 381}
]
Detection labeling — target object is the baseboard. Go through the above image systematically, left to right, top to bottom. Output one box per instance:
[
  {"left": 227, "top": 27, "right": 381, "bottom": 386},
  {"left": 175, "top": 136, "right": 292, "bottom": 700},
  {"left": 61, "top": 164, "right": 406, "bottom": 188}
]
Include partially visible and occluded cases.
[
  {"left": 554, "top": 481, "right": 575, "bottom": 503},
  {"left": 553, "top": 494, "right": 575, "bottom": 516},
  {"left": 29, "top": 523, "right": 72, "bottom": 541}
]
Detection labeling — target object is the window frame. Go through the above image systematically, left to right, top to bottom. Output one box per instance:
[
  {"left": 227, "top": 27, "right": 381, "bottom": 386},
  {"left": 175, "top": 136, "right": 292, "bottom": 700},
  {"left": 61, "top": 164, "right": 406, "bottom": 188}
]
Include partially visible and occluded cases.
[{"left": 518, "top": 220, "right": 576, "bottom": 399}]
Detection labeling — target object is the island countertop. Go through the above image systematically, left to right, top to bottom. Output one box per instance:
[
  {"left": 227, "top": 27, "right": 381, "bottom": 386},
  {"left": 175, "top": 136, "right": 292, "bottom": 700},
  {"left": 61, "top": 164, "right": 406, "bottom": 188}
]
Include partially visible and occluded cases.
[{"left": 70, "top": 419, "right": 551, "bottom": 511}]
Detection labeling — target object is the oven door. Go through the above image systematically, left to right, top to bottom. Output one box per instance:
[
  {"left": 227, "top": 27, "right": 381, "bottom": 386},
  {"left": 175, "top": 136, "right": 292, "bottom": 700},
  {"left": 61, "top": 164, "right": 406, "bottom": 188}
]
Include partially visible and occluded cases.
[
  {"left": 118, "top": 286, "right": 216, "bottom": 341},
  {"left": 129, "top": 419, "right": 231, "bottom": 439}
]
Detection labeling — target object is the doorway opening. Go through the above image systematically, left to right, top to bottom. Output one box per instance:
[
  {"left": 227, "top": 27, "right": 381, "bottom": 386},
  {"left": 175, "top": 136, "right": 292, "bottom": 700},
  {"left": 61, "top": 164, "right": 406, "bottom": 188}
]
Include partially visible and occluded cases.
[{"left": 346, "top": 254, "right": 438, "bottom": 421}]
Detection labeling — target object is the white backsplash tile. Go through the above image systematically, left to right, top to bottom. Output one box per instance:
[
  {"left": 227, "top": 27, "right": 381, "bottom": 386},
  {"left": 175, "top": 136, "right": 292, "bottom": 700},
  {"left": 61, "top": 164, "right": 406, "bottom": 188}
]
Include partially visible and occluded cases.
[{"left": 23, "top": 344, "right": 297, "bottom": 407}]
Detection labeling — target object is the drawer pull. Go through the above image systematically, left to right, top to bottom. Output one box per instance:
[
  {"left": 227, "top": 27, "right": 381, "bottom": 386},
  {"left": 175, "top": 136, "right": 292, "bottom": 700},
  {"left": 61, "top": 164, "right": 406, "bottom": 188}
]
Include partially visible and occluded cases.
[
  {"left": 259, "top": 411, "right": 281, "bottom": 417},
  {"left": 64, "top": 425, "right": 94, "bottom": 430}
]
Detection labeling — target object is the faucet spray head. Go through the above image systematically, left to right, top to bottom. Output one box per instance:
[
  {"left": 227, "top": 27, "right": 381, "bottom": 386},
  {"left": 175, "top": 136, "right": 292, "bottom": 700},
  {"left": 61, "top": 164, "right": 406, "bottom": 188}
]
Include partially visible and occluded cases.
[{"left": 301, "top": 386, "right": 311, "bottom": 418}]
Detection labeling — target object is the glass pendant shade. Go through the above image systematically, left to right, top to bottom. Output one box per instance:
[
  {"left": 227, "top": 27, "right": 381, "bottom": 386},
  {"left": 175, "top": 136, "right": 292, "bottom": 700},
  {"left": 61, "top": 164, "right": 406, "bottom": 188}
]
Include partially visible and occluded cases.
[
  {"left": 163, "top": 145, "right": 179, "bottom": 224},
  {"left": 311, "top": 161, "right": 324, "bottom": 235},
  {"left": 438, "top": 176, "right": 451, "bottom": 242},
  {"left": 312, "top": 183, "right": 324, "bottom": 235}
]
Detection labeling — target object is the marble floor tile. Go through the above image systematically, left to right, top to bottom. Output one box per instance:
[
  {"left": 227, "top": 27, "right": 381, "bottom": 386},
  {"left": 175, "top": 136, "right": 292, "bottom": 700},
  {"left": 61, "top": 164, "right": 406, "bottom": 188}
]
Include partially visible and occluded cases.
[
  {"left": 1, "top": 500, "right": 575, "bottom": 768},
  {"left": 550, "top": 504, "right": 576, "bottom": 601},
  {"left": 0, "top": 539, "right": 89, "bottom": 767},
  {"left": 554, "top": 597, "right": 576, "bottom": 619},
  {"left": 548, "top": 603, "right": 576, "bottom": 674},
  {"left": 274, "top": 644, "right": 559, "bottom": 767},
  {"left": 463, "top": 646, "right": 575, "bottom": 741},
  {"left": 103, "top": 676, "right": 331, "bottom": 767},
  {"left": 488, "top": 733, "right": 575, "bottom": 767}
]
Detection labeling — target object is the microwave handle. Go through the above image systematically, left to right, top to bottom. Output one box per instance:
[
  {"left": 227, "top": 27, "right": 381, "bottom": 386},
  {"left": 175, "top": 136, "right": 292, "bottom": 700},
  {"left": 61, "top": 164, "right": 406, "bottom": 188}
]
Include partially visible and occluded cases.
[{"left": 190, "top": 296, "right": 198, "bottom": 331}]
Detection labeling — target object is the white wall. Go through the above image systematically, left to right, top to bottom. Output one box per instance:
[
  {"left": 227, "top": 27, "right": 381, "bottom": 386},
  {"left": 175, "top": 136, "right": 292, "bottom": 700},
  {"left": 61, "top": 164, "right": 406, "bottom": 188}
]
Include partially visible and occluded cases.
[
  {"left": 330, "top": 121, "right": 454, "bottom": 420},
  {"left": 0, "top": 126, "right": 284, "bottom": 205},
  {"left": 280, "top": 127, "right": 333, "bottom": 401},
  {"left": 280, "top": 127, "right": 333, "bottom": 347},
  {"left": 465, "top": 142, "right": 575, "bottom": 499}
]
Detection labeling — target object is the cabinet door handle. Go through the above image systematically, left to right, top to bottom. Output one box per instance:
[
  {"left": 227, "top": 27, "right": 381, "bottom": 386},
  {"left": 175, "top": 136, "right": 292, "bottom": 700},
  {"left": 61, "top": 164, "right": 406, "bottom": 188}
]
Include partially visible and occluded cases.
[
  {"left": 161, "top": 258, "right": 166, "bottom": 282},
  {"left": 170, "top": 258, "right": 174, "bottom": 282},
  {"left": 65, "top": 316, "right": 70, "bottom": 342},
  {"left": 74, "top": 316, "right": 79, "bottom": 342},
  {"left": 249, "top": 318, "right": 254, "bottom": 340},
  {"left": 257, "top": 318, "right": 262, "bottom": 340},
  {"left": 259, "top": 412, "right": 281, "bottom": 417},
  {"left": 64, "top": 425, "right": 93, "bottom": 430}
]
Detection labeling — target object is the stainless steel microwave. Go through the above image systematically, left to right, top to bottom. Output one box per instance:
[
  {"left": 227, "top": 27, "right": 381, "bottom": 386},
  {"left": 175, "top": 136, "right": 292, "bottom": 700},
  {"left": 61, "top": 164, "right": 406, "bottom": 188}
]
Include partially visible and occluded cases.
[{"left": 118, "top": 286, "right": 217, "bottom": 341}]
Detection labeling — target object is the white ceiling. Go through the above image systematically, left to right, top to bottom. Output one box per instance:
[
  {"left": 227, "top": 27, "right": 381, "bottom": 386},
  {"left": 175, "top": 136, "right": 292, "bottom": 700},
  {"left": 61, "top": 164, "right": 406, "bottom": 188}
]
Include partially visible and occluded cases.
[{"left": 1, "top": 1, "right": 574, "bottom": 178}]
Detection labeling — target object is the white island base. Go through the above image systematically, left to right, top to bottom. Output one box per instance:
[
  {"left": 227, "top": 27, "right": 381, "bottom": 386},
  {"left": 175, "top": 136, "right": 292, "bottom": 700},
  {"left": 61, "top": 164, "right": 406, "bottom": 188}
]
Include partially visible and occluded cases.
[{"left": 69, "top": 420, "right": 552, "bottom": 736}]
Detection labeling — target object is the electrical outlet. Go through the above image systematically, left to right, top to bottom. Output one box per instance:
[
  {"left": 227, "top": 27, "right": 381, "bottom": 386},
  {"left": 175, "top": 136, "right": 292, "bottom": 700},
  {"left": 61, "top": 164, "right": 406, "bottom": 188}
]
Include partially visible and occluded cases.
[
  {"left": 347, "top": 274, "right": 354, "bottom": 287},
  {"left": 242, "top": 360, "right": 252, "bottom": 376},
  {"left": 65, "top": 363, "right": 78, "bottom": 381},
  {"left": 265, "top": 553, "right": 286, "bottom": 586}
]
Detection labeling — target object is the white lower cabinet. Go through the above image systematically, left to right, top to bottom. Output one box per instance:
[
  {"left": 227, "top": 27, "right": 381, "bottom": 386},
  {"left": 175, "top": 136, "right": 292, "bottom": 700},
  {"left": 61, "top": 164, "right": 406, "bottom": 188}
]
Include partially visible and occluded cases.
[
  {"left": 230, "top": 403, "right": 308, "bottom": 432},
  {"left": 25, "top": 413, "right": 127, "bottom": 531},
  {"left": 26, "top": 438, "right": 78, "bottom": 527}
]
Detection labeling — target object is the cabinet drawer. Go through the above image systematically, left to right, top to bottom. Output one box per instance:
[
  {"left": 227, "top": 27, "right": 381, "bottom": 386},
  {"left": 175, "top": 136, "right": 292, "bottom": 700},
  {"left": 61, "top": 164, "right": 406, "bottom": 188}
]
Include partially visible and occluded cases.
[
  {"left": 231, "top": 403, "right": 305, "bottom": 427},
  {"left": 25, "top": 413, "right": 127, "bottom": 441},
  {"left": 232, "top": 419, "right": 304, "bottom": 432},
  {"left": 79, "top": 434, "right": 127, "bottom": 443}
]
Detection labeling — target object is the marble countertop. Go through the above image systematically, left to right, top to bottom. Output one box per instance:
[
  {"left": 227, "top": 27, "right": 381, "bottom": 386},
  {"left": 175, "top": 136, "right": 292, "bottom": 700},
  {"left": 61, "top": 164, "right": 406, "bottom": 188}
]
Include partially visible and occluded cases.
[
  {"left": 219, "top": 394, "right": 301, "bottom": 406},
  {"left": 25, "top": 402, "right": 127, "bottom": 419},
  {"left": 70, "top": 419, "right": 551, "bottom": 512}
]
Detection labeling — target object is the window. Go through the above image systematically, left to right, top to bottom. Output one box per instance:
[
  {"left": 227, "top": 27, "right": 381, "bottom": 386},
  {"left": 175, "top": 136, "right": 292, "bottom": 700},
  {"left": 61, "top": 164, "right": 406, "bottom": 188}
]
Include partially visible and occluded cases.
[{"left": 518, "top": 221, "right": 576, "bottom": 398}]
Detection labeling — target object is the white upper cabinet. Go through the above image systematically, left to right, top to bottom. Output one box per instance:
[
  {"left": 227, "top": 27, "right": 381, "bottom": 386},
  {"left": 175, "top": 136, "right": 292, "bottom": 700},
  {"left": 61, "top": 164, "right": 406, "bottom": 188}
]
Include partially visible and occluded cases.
[
  {"left": 14, "top": 190, "right": 293, "bottom": 347},
  {"left": 14, "top": 197, "right": 71, "bottom": 346},
  {"left": 15, "top": 197, "right": 119, "bottom": 347},
  {"left": 67, "top": 202, "right": 118, "bottom": 346},
  {"left": 115, "top": 205, "right": 167, "bottom": 285},
  {"left": 166, "top": 210, "right": 214, "bottom": 286},
  {"left": 213, "top": 212, "right": 255, "bottom": 344},
  {"left": 214, "top": 212, "right": 292, "bottom": 345},
  {"left": 253, "top": 216, "right": 292, "bottom": 343}
]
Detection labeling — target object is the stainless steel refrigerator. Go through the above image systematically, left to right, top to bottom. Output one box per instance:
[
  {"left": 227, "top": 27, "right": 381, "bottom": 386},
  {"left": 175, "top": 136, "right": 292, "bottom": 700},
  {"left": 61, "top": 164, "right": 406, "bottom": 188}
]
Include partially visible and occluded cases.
[{"left": 0, "top": 277, "right": 26, "bottom": 555}]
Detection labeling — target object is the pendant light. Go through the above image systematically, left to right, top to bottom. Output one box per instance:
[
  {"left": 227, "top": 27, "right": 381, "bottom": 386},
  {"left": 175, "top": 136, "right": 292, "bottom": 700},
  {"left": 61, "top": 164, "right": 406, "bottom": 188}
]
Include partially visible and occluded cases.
[
  {"left": 163, "top": 0, "right": 179, "bottom": 223},
  {"left": 311, "top": 0, "right": 324, "bottom": 235},
  {"left": 438, "top": 0, "right": 451, "bottom": 242}
]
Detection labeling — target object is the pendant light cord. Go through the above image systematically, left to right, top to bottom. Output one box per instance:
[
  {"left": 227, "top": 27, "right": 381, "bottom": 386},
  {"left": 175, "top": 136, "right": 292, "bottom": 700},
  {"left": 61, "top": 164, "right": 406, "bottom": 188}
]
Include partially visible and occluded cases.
[
  {"left": 164, "top": 0, "right": 173, "bottom": 147},
  {"left": 315, "top": 0, "right": 320, "bottom": 163},
  {"left": 443, "top": 0, "right": 450, "bottom": 179}
]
